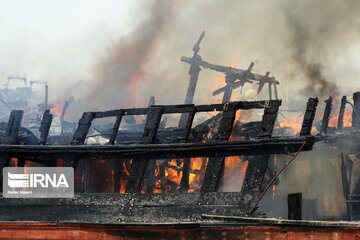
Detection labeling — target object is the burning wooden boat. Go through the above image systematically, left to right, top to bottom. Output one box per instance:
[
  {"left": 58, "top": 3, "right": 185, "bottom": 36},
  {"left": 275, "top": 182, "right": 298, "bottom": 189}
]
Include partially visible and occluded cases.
[
  {"left": 1, "top": 32, "right": 360, "bottom": 239},
  {"left": 0, "top": 89, "right": 359, "bottom": 239}
]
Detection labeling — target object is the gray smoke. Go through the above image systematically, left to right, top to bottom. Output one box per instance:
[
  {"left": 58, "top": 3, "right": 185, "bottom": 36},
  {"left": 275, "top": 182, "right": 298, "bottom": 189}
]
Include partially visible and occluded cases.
[{"left": 47, "top": 0, "right": 360, "bottom": 120}]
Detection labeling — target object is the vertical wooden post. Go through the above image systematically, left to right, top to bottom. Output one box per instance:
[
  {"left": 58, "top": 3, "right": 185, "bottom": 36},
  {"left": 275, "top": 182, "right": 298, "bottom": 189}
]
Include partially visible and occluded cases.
[
  {"left": 352, "top": 92, "right": 360, "bottom": 129},
  {"left": 337, "top": 96, "right": 347, "bottom": 130},
  {"left": 320, "top": 97, "right": 332, "bottom": 135},
  {"left": 300, "top": 98, "right": 319, "bottom": 136},
  {"left": 241, "top": 100, "right": 281, "bottom": 199},
  {"left": 201, "top": 102, "right": 238, "bottom": 193},
  {"left": 126, "top": 107, "right": 163, "bottom": 193},
  {"left": 39, "top": 110, "right": 53, "bottom": 145},
  {"left": 109, "top": 111, "right": 123, "bottom": 145},
  {"left": 69, "top": 112, "right": 95, "bottom": 192},
  {"left": 288, "top": 192, "right": 302, "bottom": 220}
]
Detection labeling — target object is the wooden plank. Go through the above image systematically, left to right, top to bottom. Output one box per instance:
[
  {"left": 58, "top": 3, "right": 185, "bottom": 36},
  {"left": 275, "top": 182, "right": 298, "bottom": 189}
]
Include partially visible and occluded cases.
[
  {"left": 353, "top": 92, "right": 360, "bottom": 129},
  {"left": 337, "top": 96, "right": 347, "bottom": 130},
  {"left": 320, "top": 97, "right": 332, "bottom": 134},
  {"left": 300, "top": 98, "right": 319, "bottom": 136},
  {"left": 257, "top": 100, "right": 281, "bottom": 139},
  {"left": 84, "top": 101, "right": 277, "bottom": 121},
  {"left": 239, "top": 101, "right": 280, "bottom": 196},
  {"left": 201, "top": 102, "right": 238, "bottom": 193},
  {"left": 126, "top": 107, "right": 163, "bottom": 193},
  {"left": 180, "top": 108, "right": 196, "bottom": 142},
  {"left": 0, "top": 110, "right": 23, "bottom": 188},
  {"left": 3, "top": 110, "right": 23, "bottom": 144},
  {"left": 38, "top": 110, "right": 53, "bottom": 145},
  {"left": 108, "top": 111, "right": 123, "bottom": 145},
  {"left": 70, "top": 112, "right": 95, "bottom": 193},
  {"left": 71, "top": 112, "right": 95, "bottom": 145},
  {"left": 0, "top": 137, "right": 315, "bottom": 160},
  {"left": 241, "top": 154, "right": 270, "bottom": 201},
  {"left": 0, "top": 192, "right": 258, "bottom": 223}
]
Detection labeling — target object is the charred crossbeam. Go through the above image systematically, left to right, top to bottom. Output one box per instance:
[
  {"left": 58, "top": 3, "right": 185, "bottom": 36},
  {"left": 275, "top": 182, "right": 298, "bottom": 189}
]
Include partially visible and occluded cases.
[{"left": 0, "top": 137, "right": 315, "bottom": 160}]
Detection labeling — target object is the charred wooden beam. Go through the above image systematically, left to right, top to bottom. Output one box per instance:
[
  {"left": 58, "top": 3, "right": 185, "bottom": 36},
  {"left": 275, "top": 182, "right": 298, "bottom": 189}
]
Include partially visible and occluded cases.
[
  {"left": 179, "top": 31, "right": 205, "bottom": 129},
  {"left": 353, "top": 92, "right": 360, "bottom": 129},
  {"left": 337, "top": 96, "right": 347, "bottom": 130},
  {"left": 320, "top": 97, "right": 332, "bottom": 135},
  {"left": 300, "top": 98, "right": 319, "bottom": 136},
  {"left": 257, "top": 100, "right": 281, "bottom": 139},
  {"left": 85, "top": 101, "right": 273, "bottom": 120},
  {"left": 239, "top": 101, "right": 281, "bottom": 196},
  {"left": 201, "top": 102, "right": 239, "bottom": 193},
  {"left": 126, "top": 107, "right": 163, "bottom": 193},
  {"left": 180, "top": 108, "right": 196, "bottom": 143},
  {"left": 0, "top": 110, "right": 23, "bottom": 187},
  {"left": 2, "top": 110, "right": 23, "bottom": 144},
  {"left": 39, "top": 110, "right": 53, "bottom": 145},
  {"left": 109, "top": 111, "right": 123, "bottom": 145},
  {"left": 70, "top": 112, "right": 96, "bottom": 192},
  {"left": 71, "top": 112, "right": 95, "bottom": 145},
  {"left": 0, "top": 137, "right": 315, "bottom": 160},
  {"left": 241, "top": 155, "right": 270, "bottom": 201},
  {"left": 179, "top": 158, "right": 190, "bottom": 193}
]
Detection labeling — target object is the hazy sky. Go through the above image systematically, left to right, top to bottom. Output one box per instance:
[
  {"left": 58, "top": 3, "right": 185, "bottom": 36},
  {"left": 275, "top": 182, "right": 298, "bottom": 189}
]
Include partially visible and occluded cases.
[
  {"left": 0, "top": 0, "right": 138, "bottom": 89},
  {"left": 1, "top": 0, "right": 360, "bottom": 114}
]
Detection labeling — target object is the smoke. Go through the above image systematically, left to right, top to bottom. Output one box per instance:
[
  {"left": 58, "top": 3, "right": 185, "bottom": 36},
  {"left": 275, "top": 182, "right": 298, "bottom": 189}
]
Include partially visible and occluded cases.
[
  {"left": 69, "top": 0, "right": 360, "bottom": 116},
  {"left": 72, "top": 0, "right": 177, "bottom": 112},
  {"left": 282, "top": 0, "right": 360, "bottom": 97}
]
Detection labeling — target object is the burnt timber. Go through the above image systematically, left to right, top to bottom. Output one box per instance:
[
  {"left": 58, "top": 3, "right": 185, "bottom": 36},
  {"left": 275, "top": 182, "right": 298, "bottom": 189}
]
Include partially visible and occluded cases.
[{"left": 0, "top": 91, "right": 360, "bottom": 226}]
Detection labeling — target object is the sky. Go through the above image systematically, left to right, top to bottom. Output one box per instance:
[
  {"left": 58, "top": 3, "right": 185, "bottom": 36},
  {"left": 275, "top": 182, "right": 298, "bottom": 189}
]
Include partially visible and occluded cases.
[
  {"left": 0, "top": 0, "right": 138, "bottom": 93},
  {"left": 1, "top": 0, "right": 360, "bottom": 117}
]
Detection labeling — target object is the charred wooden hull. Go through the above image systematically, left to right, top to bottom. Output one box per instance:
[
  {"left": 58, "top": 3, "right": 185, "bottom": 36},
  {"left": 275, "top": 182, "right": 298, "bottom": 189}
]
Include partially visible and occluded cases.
[{"left": 1, "top": 218, "right": 360, "bottom": 239}]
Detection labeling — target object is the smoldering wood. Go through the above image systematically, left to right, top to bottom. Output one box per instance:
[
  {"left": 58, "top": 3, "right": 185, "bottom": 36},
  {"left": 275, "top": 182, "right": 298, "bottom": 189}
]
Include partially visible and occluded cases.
[
  {"left": 179, "top": 31, "right": 204, "bottom": 129},
  {"left": 353, "top": 92, "right": 360, "bottom": 129},
  {"left": 337, "top": 96, "right": 347, "bottom": 130},
  {"left": 320, "top": 97, "right": 332, "bottom": 135},
  {"left": 300, "top": 98, "right": 319, "bottom": 136},
  {"left": 257, "top": 100, "right": 281, "bottom": 139},
  {"left": 201, "top": 102, "right": 238, "bottom": 193},
  {"left": 126, "top": 107, "right": 163, "bottom": 193},
  {"left": 0, "top": 110, "right": 23, "bottom": 187},
  {"left": 2, "top": 110, "right": 23, "bottom": 144},
  {"left": 38, "top": 110, "right": 53, "bottom": 145},
  {"left": 71, "top": 112, "right": 95, "bottom": 145},
  {"left": 0, "top": 136, "right": 315, "bottom": 160},
  {"left": 241, "top": 155, "right": 270, "bottom": 201},
  {"left": 179, "top": 158, "right": 190, "bottom": 193},
  {"left": 113, "top": 159, "right": 124, "bottom": 193}
]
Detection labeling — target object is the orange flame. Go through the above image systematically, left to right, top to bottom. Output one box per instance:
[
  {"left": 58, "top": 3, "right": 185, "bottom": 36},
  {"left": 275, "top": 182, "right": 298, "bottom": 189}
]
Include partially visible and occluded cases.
[{"left": 50, "top": 101, "right": 64, "bottom": 117}]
